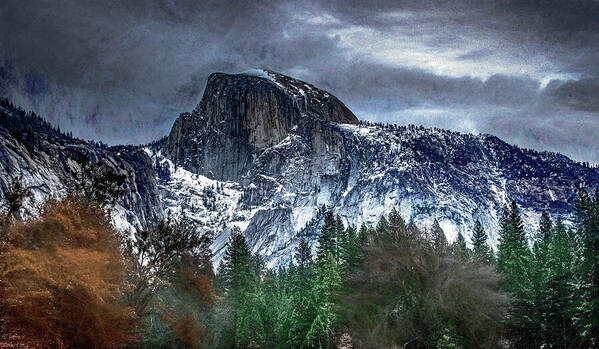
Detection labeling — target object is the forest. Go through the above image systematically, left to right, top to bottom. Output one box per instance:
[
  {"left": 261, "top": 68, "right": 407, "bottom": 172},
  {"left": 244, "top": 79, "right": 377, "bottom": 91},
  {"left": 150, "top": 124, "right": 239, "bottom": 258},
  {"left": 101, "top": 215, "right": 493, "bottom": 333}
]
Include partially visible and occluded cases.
[{"left": 0, "top": 163, "right": 598, "bottom": 348}]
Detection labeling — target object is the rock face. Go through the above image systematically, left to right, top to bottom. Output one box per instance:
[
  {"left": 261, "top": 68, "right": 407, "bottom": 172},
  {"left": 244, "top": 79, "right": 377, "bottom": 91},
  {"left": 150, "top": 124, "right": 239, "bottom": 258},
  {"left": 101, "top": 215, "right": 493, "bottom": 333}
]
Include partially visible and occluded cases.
[
  {"left": 2, "top": 70, "right": 599, "bottom": 268},
  {"left": 165, "top": 70, "right": 358, "bottom": 181},
  {"left": 0, "top": 100, "right": 162, "bottom": 229}
]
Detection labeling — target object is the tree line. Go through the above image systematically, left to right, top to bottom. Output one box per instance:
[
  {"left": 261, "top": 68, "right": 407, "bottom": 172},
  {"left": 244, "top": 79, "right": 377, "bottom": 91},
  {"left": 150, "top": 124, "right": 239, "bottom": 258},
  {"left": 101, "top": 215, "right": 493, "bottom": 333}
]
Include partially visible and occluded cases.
[
  {"left": 1, "top": 164, "right": 598, "bottom": 348},
  {"left": 213, "top": 191, "right": 599, "bottom": 348},
  {"left": 496, "top": 191, "right": 599, "bottom": 348}
]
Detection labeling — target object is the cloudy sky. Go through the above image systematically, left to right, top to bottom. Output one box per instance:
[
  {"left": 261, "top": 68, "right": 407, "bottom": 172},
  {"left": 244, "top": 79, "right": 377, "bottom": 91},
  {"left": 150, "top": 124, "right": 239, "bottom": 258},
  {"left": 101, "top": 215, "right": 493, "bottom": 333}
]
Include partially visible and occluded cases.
[{"left": 1, "top": 0, "right": 598, "bottom": 162}]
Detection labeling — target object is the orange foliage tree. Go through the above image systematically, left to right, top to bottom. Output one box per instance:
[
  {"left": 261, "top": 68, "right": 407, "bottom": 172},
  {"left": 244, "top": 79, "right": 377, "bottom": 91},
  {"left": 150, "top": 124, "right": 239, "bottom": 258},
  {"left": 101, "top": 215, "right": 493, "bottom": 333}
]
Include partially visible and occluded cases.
[
  {"left": 0, "top": 196, "right": 136, "bottom": 348},
  {"left": 160, "top": 263, "right": 216, "bottom": 349}
]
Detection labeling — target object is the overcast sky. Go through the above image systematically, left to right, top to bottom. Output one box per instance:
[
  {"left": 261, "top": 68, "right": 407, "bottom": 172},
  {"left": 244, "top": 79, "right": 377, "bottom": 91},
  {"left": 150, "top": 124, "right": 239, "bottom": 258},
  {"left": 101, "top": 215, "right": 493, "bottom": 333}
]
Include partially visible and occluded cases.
[{"left": 1, "top": 0, "right": 598, "bottom": 162}]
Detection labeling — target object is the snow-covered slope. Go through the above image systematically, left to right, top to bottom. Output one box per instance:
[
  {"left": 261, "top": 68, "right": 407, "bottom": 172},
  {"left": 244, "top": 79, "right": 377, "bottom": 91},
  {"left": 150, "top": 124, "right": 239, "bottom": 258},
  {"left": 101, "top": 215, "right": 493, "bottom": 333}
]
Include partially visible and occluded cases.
[
  {"left": 155, "top": 71, "right": 599, "bottom": 267},
  {"left": 0, "top": 100, "right": 162, "bottom": 230}
]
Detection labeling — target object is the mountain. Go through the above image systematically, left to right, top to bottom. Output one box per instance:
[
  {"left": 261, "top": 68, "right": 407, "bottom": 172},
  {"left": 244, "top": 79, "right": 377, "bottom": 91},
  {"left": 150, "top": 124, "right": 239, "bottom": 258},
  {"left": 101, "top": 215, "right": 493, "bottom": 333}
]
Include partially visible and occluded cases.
[
  {"left": 1, "top": 70, "right": 598, "bottom": 267},
  {"left": 150, "top": 70, "right": 599, "bottom": 266},
  {"left": 165, "top": 70, "right": 358, "bottom": 181},
  {"left": 0, "top": 98, "right": 162, "bottom": 230}
]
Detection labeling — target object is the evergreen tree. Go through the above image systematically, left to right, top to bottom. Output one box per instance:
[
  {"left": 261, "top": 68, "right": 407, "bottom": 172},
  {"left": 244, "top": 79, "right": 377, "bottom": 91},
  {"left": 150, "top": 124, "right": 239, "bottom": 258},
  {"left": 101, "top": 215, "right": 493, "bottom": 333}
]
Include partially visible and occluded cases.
[
  {"left": 573, "top": 188, "right": 599, "bottom": 345},
  {"left": 496, "top": 201, "right": 536, "bottom": 347},
  {"left": 497, "top": 202, "right": 530, "bottom": 276},
  {"left": 385, "top": 207, "right": 408, "bottom": 244},
  {"left": 387, "top": 207, "right": 404, "bottom": 230},
  {"left": 538, "top": 210, "right": 553, "bottom": 242},
  {"left": 317, "top": 211, "right": 337, "bottom": 263},
  {"left": 523, "top": 211, "right": 582, "bottom": 348},
  {"left": 530, "top": 212, "right": 553, "bottom": 346},
  {"left": 376, "top": 214, "right": 389, "bottom": 236},
  {"left": 304, "top": 215, "right": 345, "bottom": 348},
  {"left": 334, "top": 215, "right": 346, "bottom": 264},
  {"left": 543, "top": 217, "right": 579, "bottom": 348},
  {"left": 553, "top": 217, "right": 567, "bottom": 240},
  {"left": 406, "top": 218, "right": 419, "bottom": 238},
  {"left": 430, "top": 219, "right": 448, "bottom": 249},
  {"left": 471, "top": 219, "right": 492, "bottom": 262},
  {"left": 352, "top": 222, "right": 369, "bottom": 264},
  {"left": 358, "top": 222, "right": 369, "bottom": 245},
  {"left": 338, "top": 225, "right": 358, "bottom": 271},
  {"left": 218, "top": 228, "right": 267, "bottom": 347},
  {"left": 219, "top": 228, "right": 257, "bottom": 299},
  {"left": 453, "top": 231, "right": 468, "bottom": 258},
  {"left": 295, "top": 237, "right": 312, "bottom": 270},
  {"left": 287, "top": 240, "right": 317, "bottom": 348},
  {"left": 253, "top": 252, "right": 266, "bottom": 277},
  {"left": 307, "top": 253, "right": 341, "bottom": 348},
  {"left": 257, "top": 269, "right": 285, "bottom": 348}
]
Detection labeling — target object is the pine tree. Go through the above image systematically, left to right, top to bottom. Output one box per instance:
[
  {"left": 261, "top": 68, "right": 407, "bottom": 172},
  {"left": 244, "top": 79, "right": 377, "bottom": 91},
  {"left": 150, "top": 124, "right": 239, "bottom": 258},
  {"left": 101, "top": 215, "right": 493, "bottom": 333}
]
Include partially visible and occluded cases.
[
  {"left": 573, "top": 188, "right": 599, "bottom": 345},
  {"left": 497, "top": 201, "right": 536, "bottom": 347},
  {"left": 497, "top": 202, "right": 530, "bottom": 277},
  {"left": 387, "top": 207, "right": 406, "bottom": 241},
  {"left": 387, "top": 207, "right": 404, "bottom": 229},
  {"left": 317, "top": 210, "right": 337, "bottom": 263},
  {"left": 538, "top": 210, "right": 553, "bottom": 242},
  {"left": 530, "top": 211, "right": 553, "bottom": 346},
  {"left": 376, "top": 214, "right": 389, "bottom": 235},
  {"left": 306, "top": 215, "right": 345, "bottom": 348},
  {"left": 334, "top": 215, "right": 346, "bottom": 264},
  {"left": 543, "top": 216, "right": 579, "bottom": 348},
  {"left": 553, "top": 217, "right": 567, "bottom": 240},
  {"left": 406, "top": 218, "right": 419, "bottom": 238},
  {"left": 430, "top": 219, "right": 447, "bottom": 249},
  {"left": 471, "top": 219, "right": 492, "bottom": 262},
  {"left": 352, "top": 222, "right": 369, "bottom": 264},
  {"left": 358, "top": 222, "right": 369, "bottom": 245},
  {"left": 339, "top": 225, "right": 358, "bottom": 271},
  {"left": 218, "top": 228, "right": 267, "bottom": 347},
  {"left": 219, "top": 228, "right": 257, "bottom": 299},
  {"left": 453, "top": 231, "right": 468, "bottom": 258},
  {"left": 295, "top": 237, "right": 312, "bottom": 270},
  {"left": 287, "top": 239, "right": 317, "bottom": 348},
  {"left": 307, "top": 253, "right": 341, "bottom": 348},
  {"left": 260, "top": 269, "right": 287, "bottom": 347}
]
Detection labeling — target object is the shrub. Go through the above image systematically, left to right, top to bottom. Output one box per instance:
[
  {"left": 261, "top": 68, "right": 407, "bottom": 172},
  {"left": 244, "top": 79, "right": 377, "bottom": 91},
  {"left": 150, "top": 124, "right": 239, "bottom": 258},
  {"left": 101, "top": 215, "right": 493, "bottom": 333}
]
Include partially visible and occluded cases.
[{"left": 0, "top": 196, "right": 136, "bottom": 348}]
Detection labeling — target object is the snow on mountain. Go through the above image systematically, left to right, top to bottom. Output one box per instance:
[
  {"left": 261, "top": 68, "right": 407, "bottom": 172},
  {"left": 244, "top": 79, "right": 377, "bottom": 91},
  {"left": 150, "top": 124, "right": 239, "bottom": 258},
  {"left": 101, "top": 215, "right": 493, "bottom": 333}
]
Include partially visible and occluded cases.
[
  {"left": 1, "top": 71, "right": 599, "bottom": 269},
  {"left": 155, "top": 71, "right": 599, "bottom": 267},
  {"left": 0, "top": 100, "right": 162, "bottom": 230},
  {"left": 145, "top": 146, "right": 264, "bottom": 263}
]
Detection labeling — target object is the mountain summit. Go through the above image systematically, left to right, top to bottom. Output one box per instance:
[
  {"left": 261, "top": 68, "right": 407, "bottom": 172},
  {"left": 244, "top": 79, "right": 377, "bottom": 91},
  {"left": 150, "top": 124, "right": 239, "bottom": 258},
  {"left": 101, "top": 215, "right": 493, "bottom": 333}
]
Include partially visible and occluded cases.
[{"left": 165, "top": 70, "right": 358, "bottom": 181}]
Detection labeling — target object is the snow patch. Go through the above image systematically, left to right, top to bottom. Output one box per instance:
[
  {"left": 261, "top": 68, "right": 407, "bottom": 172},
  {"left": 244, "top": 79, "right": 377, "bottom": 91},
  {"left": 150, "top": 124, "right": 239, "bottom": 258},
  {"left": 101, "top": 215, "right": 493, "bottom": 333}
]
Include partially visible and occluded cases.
[{"left": 241, "top": 69, "right": 272, "bottom": 80}]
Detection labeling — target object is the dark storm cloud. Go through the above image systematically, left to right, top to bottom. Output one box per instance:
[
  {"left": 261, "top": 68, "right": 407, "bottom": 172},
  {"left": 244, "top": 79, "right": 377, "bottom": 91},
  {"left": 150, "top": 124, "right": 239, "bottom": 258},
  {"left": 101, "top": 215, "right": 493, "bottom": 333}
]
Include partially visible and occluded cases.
[
  {"left": 0, "top": 0, "right": 597, "bottom": 162},
  {"left": 323, "top": 0, "right": 599, "bottom": 75},
  {"left": 310, "top": 61, "right": 541, "bottom": 109},
  {"left": 543, "top": 78, "right": 599, "bottom": 112}
]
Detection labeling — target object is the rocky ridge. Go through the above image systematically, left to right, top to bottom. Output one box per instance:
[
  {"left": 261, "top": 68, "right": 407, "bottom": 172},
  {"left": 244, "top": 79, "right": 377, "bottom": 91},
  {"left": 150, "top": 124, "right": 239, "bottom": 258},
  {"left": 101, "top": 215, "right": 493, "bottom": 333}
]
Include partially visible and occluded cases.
[{"left": 0, "top": 99, "right": 162, "bottom": 230}]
